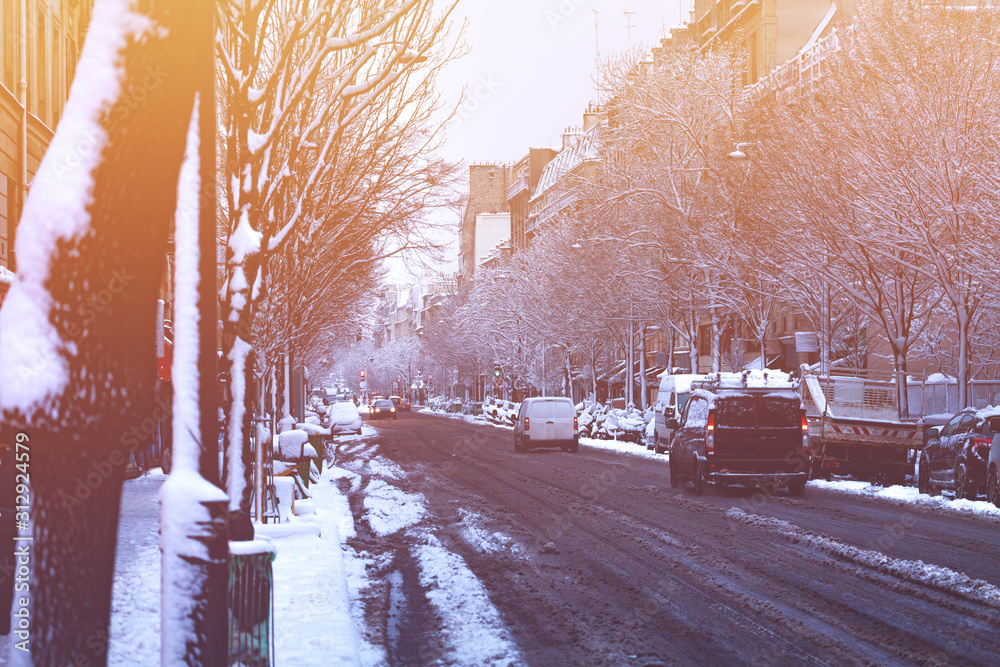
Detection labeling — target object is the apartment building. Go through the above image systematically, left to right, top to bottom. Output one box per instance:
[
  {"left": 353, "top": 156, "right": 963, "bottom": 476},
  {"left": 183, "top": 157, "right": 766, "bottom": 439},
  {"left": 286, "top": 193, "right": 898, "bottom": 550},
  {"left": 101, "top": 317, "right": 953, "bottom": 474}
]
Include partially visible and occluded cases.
[{"left": 0, "top": 0, "right": 92, "bottom": 273}]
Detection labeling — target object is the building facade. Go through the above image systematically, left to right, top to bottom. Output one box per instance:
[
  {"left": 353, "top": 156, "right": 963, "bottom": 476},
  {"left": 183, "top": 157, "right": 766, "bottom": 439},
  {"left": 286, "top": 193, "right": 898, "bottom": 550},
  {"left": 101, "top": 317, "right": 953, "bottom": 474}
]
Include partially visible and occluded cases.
[
  {"left": 0, "top": 0, "right": 92, "bottom": 273},
  {"left": 458, "top": 163, "right": 512, "bottom": 288}
]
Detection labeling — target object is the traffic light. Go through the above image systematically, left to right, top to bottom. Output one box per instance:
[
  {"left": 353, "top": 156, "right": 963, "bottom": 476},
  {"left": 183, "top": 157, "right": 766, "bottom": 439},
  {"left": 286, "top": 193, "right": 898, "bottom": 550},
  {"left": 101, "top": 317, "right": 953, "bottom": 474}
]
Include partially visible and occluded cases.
[
  {"left": 493, "top": 363, "right": 502, "bottom": 378},
  {"left": 360, "top": 370, "right": 366, "bottom": 379}
]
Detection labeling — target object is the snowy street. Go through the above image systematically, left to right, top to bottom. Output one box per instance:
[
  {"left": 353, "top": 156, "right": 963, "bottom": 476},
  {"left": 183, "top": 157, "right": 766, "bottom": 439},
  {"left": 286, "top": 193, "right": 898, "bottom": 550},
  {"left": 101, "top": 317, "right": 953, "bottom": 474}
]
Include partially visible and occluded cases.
[
  {"left": 104, "top": 410, "right": 995, "bottom": 665},
  {"left": 348, "top": 411, "right": 1000, "bottom": 664}
]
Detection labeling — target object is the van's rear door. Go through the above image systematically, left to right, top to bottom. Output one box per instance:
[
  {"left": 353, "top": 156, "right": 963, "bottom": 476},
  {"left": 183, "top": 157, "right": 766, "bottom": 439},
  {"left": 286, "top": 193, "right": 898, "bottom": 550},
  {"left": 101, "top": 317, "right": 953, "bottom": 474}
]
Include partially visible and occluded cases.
[
  {"left": 757, "top": 394, "right": 803, "bottom": 472},
  {"left": 713, "top": 396, "right": 758, "bottom": 469},
  {"left": 551, "top": 400, "right": 576, "bottom": 441},
  {"left": 530, "top": 401, "right": 556, "bottom": 441}
]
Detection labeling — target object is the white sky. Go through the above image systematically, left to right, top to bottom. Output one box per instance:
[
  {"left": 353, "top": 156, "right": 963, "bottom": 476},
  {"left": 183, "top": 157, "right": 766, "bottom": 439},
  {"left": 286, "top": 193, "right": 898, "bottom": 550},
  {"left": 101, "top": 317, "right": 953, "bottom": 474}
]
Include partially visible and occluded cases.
[
  {"left": 390, "top": 0, "right": 690, "bottom": 281},
  {"left": 437, "top": 0, "right": 690, "bottom": 162}
]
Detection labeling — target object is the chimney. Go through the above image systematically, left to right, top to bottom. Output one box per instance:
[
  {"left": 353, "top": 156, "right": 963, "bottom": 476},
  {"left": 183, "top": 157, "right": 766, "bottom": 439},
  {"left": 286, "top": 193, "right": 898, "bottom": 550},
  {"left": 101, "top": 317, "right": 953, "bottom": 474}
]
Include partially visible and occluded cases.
[
  {"left": 583, "top": 101, "right": 601, "bottom": 132},
  {"left": 562, "top": 127, "right": 580, "bottom": 152}
]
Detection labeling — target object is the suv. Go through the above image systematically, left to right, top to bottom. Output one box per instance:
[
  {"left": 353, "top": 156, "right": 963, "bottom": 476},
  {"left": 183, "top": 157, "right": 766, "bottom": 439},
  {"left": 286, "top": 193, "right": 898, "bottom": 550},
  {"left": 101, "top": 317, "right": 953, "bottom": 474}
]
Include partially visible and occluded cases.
[
  {"left": 669, "top": 377, "right": 810, "bottom": 495},
  {"left": 514, "top": 397, "right": 579, "bottom": 453},
  {"left": 918, "top": 408, "right": 1000, "bottom": 499}
]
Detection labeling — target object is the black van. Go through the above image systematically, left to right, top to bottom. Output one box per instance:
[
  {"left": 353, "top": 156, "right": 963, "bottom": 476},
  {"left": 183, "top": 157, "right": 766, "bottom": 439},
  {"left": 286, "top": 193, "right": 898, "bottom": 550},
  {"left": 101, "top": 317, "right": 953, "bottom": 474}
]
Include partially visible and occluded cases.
[{"left": 668, "top": 382, "right": 810, "bottom": 496}]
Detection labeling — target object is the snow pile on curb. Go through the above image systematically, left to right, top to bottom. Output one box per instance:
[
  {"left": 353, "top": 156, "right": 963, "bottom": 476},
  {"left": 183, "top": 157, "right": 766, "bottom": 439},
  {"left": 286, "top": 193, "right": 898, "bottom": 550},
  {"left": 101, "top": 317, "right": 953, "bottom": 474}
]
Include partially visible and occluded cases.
[
  {"left": 580, "top": 436, "right": 668, "bottom": 463},
  {"left": 808, "top": 479, "right": 1000, "bottom": 521},
  {"left": 727, "top": 508, "right": 1000, "bottom": 608},
  {"left": 415, "top": 533, "right": 522, "bottom": 666}
]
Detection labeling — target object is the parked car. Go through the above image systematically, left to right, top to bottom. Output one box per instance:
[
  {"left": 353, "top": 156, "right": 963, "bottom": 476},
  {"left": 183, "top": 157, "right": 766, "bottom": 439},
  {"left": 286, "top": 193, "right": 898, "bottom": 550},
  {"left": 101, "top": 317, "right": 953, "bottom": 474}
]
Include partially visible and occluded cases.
[
  {"left": 651, "top": 374, "right": 705, "bottom": 453},
  {"left": 669, "top": 376, "right": 810, "bottom": 496},
  {"left": 389, "top": 395, "right": 411, "bottom": 412},
  {"left": 483, "top": 397, "right": 501, "bottom": 423},
  {"left": 513, "top": 397, "right": 579, "bottom": 453},
  {"left": 368, "top": 398, "right": 398, "bottom": 420},
  {"left": 498, "top": 400, "right": 520, "bottom": 426},
  {"left": 327, "top": 401, "right": 363, "bottom": 435},
  {"left": 918, "top": 408, "right": 1000, "bottom": 499}
]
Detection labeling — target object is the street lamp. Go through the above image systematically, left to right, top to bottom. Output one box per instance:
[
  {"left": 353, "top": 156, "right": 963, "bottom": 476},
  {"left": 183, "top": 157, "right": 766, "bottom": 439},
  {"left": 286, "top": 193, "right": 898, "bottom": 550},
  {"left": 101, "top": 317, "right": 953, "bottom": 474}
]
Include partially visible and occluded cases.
[{"left": 728, "top": 142, "right": 754, "bottom": 161}]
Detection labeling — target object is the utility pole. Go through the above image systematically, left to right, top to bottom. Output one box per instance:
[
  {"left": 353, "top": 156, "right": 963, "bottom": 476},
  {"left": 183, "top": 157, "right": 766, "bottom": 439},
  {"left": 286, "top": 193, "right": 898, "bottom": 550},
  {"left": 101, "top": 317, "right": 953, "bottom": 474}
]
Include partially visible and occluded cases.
[
  {"left": 593, "top": 9, "right": 600, "bottom": 69},
  {"left": 624, "top": 10, "right": 635, "bottom": 50}
]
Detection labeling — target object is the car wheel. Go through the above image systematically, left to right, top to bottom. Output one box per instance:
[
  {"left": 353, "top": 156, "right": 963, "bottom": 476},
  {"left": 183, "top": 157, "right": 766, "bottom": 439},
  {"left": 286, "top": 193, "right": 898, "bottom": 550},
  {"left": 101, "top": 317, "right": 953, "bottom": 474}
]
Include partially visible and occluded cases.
[
  {"left": 513, "top": 436, "right": 520, "bottom": 453},
  {"left": 569, "top": 439, "right": 579, "bottom": 453},
  {"left": 917, "top": 453, "right": 936, "bottom": 495},
  {"left": 693, "top": 459, "right": 706, "bottom": 496},
  {"left": 669, "top": 460, "right": 680, "bottom": 488},
  {"left": 955, "top": 462, "right": 974, "bottom": 500},
  {"left": 987, "top": 467, "right": 1000, "bottom": 507},
  {"left": 787, "top": 478, "right": 806, "bottom": 497}
]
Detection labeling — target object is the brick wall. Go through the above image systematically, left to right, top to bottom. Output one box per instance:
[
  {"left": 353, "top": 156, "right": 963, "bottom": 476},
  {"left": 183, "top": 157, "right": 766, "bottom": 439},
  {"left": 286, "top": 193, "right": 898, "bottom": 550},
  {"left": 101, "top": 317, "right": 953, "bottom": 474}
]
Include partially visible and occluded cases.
[{"left": 459, "top": 164, "right": 512, "bottom": 283}]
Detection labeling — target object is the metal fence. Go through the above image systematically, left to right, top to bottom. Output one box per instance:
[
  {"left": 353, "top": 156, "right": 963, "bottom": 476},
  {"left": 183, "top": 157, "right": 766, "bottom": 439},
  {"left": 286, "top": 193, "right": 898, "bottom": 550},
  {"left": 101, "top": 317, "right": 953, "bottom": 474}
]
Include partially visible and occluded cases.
[
  {"left": 808, "top": 369, "right": 1000, "bottom": 419},
  {"left": 228, "top": 544, "right": 276, "bottom": 666}
]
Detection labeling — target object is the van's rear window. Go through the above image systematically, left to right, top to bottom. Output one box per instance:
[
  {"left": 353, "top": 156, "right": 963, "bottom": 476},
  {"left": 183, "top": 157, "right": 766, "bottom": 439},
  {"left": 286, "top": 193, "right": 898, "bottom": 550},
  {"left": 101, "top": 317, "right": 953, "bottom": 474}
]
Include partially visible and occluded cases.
[
  {"left": 715, "top": 397, "right": 756, "bottom": 428},
  {"left": 759, "top": 397, "right": 801, "bottom": 427},
  {"left": 530, "top": 401, "right": 574, "bottom": 419}
]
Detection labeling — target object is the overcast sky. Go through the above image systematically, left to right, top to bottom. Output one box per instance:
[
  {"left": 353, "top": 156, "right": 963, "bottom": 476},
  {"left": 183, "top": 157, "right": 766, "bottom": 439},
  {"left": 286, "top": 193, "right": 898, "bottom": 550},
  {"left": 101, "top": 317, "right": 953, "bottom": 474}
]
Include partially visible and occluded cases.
[
  {"left": 391, "top": 0, "right": 690, "bottom": 280},
  {"left": 437, "top": 0, "right": 689, "bottom": 163}
]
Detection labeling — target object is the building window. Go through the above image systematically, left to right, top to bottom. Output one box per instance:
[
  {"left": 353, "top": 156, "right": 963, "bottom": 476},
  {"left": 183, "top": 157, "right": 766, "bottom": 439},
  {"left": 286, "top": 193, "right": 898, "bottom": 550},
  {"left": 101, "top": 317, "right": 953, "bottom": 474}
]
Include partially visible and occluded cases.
[
  {"left": 2, "top": 0, "right": 14, "bottom": 91},
  {"left": 37, "top": 6, "right": 48, "bottom": 121},
  {"left": 52, "top": 21, "right": 61, "bottom": 124},
  {"left": 0, "top": 176, "right": 7, "bottom": 267},
  {"left": 698, "top": 324, "right": 711, "bottom": 356}
]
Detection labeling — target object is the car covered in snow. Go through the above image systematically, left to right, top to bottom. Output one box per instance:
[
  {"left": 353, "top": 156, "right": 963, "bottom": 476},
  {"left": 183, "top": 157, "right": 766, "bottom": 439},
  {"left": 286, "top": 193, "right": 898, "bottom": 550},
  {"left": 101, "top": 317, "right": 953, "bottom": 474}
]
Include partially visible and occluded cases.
[
  {"left": 669, "top": 372, "right": 810, "bottom": 496},
  {"left": 483, "top": 397, "right": 501, "bottom": 423},
  {"left": 513, "top": 397, "right": 579, "bottom": 452},
  {"left": 369, "top": 398, "right": 398, "bottom": 420},
  {"left": 498, "top": 400, "right": 519, "bottom": 426},
  {"left": 327, "top": 401, "right": 363, "bottom": 435},
  {"left": 918, "top": 408, "right": 1000, "bottom": 499}
]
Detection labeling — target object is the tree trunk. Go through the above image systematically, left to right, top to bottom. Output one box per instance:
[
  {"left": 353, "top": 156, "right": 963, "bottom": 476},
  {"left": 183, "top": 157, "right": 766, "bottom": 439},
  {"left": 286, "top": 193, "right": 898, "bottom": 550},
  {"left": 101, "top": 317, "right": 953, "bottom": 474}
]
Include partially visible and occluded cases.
[
  {"left": 0, "top": 1, "right": 205, "bottom": 661},
  {"left": 956, "top": 307, "right": 970, "bottom": 408},
  {"left": 711, "top": 309, "right": 722, "bottom": 373},
  {"left": 638, "top": 322, "right": 647, "bottom": 409}
]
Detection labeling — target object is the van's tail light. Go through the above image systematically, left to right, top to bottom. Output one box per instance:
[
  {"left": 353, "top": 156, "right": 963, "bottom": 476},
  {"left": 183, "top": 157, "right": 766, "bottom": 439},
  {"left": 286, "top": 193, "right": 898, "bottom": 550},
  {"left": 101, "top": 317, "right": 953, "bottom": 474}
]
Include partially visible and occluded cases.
[
  {"left": 706, "top": 412, "right": 715, "bottom": 455},
  {"left": 802, "top": 413, "right": 810, "bottom": 455},
  {"left": 574, "top": 416, "right": 578, "bottom": 431},
  {"left": 524, "top": 417, "right": 530, "bottom": 431}
]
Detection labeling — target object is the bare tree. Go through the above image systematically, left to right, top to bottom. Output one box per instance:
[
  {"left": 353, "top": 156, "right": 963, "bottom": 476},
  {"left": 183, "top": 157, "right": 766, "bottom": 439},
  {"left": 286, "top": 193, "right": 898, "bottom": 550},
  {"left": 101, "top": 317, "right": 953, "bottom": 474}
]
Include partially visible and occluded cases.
[{"left": 216, "top": 0, "right": 460, "bottom": 527}]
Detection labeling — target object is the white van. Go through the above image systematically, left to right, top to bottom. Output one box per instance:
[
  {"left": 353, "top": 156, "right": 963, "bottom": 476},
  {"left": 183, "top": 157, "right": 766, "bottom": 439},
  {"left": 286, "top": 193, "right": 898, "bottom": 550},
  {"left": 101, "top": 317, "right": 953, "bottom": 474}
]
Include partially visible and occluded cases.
[
  {"left": 651, "top": 373, "right": 706, "bottom": 453},
  {"left": 514, "top": 397, "right": 579, "bottom": 453}
]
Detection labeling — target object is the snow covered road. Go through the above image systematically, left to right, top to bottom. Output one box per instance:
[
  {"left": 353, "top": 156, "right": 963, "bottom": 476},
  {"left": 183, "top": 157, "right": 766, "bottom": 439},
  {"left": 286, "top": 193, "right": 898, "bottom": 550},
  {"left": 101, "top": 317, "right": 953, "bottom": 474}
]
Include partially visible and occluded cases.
[{"left": 362, "top": 410, "right": 1000, "bottom": 665}]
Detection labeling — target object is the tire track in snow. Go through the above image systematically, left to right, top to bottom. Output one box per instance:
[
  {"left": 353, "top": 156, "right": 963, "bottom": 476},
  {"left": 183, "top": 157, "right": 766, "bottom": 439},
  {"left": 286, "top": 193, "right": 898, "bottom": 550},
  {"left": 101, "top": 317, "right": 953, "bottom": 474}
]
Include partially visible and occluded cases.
[
  {"left": 727, "top": 508, "right": 1000, "bottom": 609},
  {"left": 414, "top": 532, "right": 522, "bottom": 667}
]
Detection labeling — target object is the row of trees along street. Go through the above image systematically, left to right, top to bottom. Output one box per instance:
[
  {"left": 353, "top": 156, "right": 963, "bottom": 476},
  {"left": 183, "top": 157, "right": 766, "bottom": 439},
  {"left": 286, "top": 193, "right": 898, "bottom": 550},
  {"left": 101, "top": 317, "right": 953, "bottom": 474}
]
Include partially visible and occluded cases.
[
  {"left": 0, "top": 0, "right": 462, "bottom": 662},
  {"left": 217, "top": 0, "right": 462, "bottom": 530},
  {"left": 420, "top": 0, "right": 1000, "bottom": 415}
]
